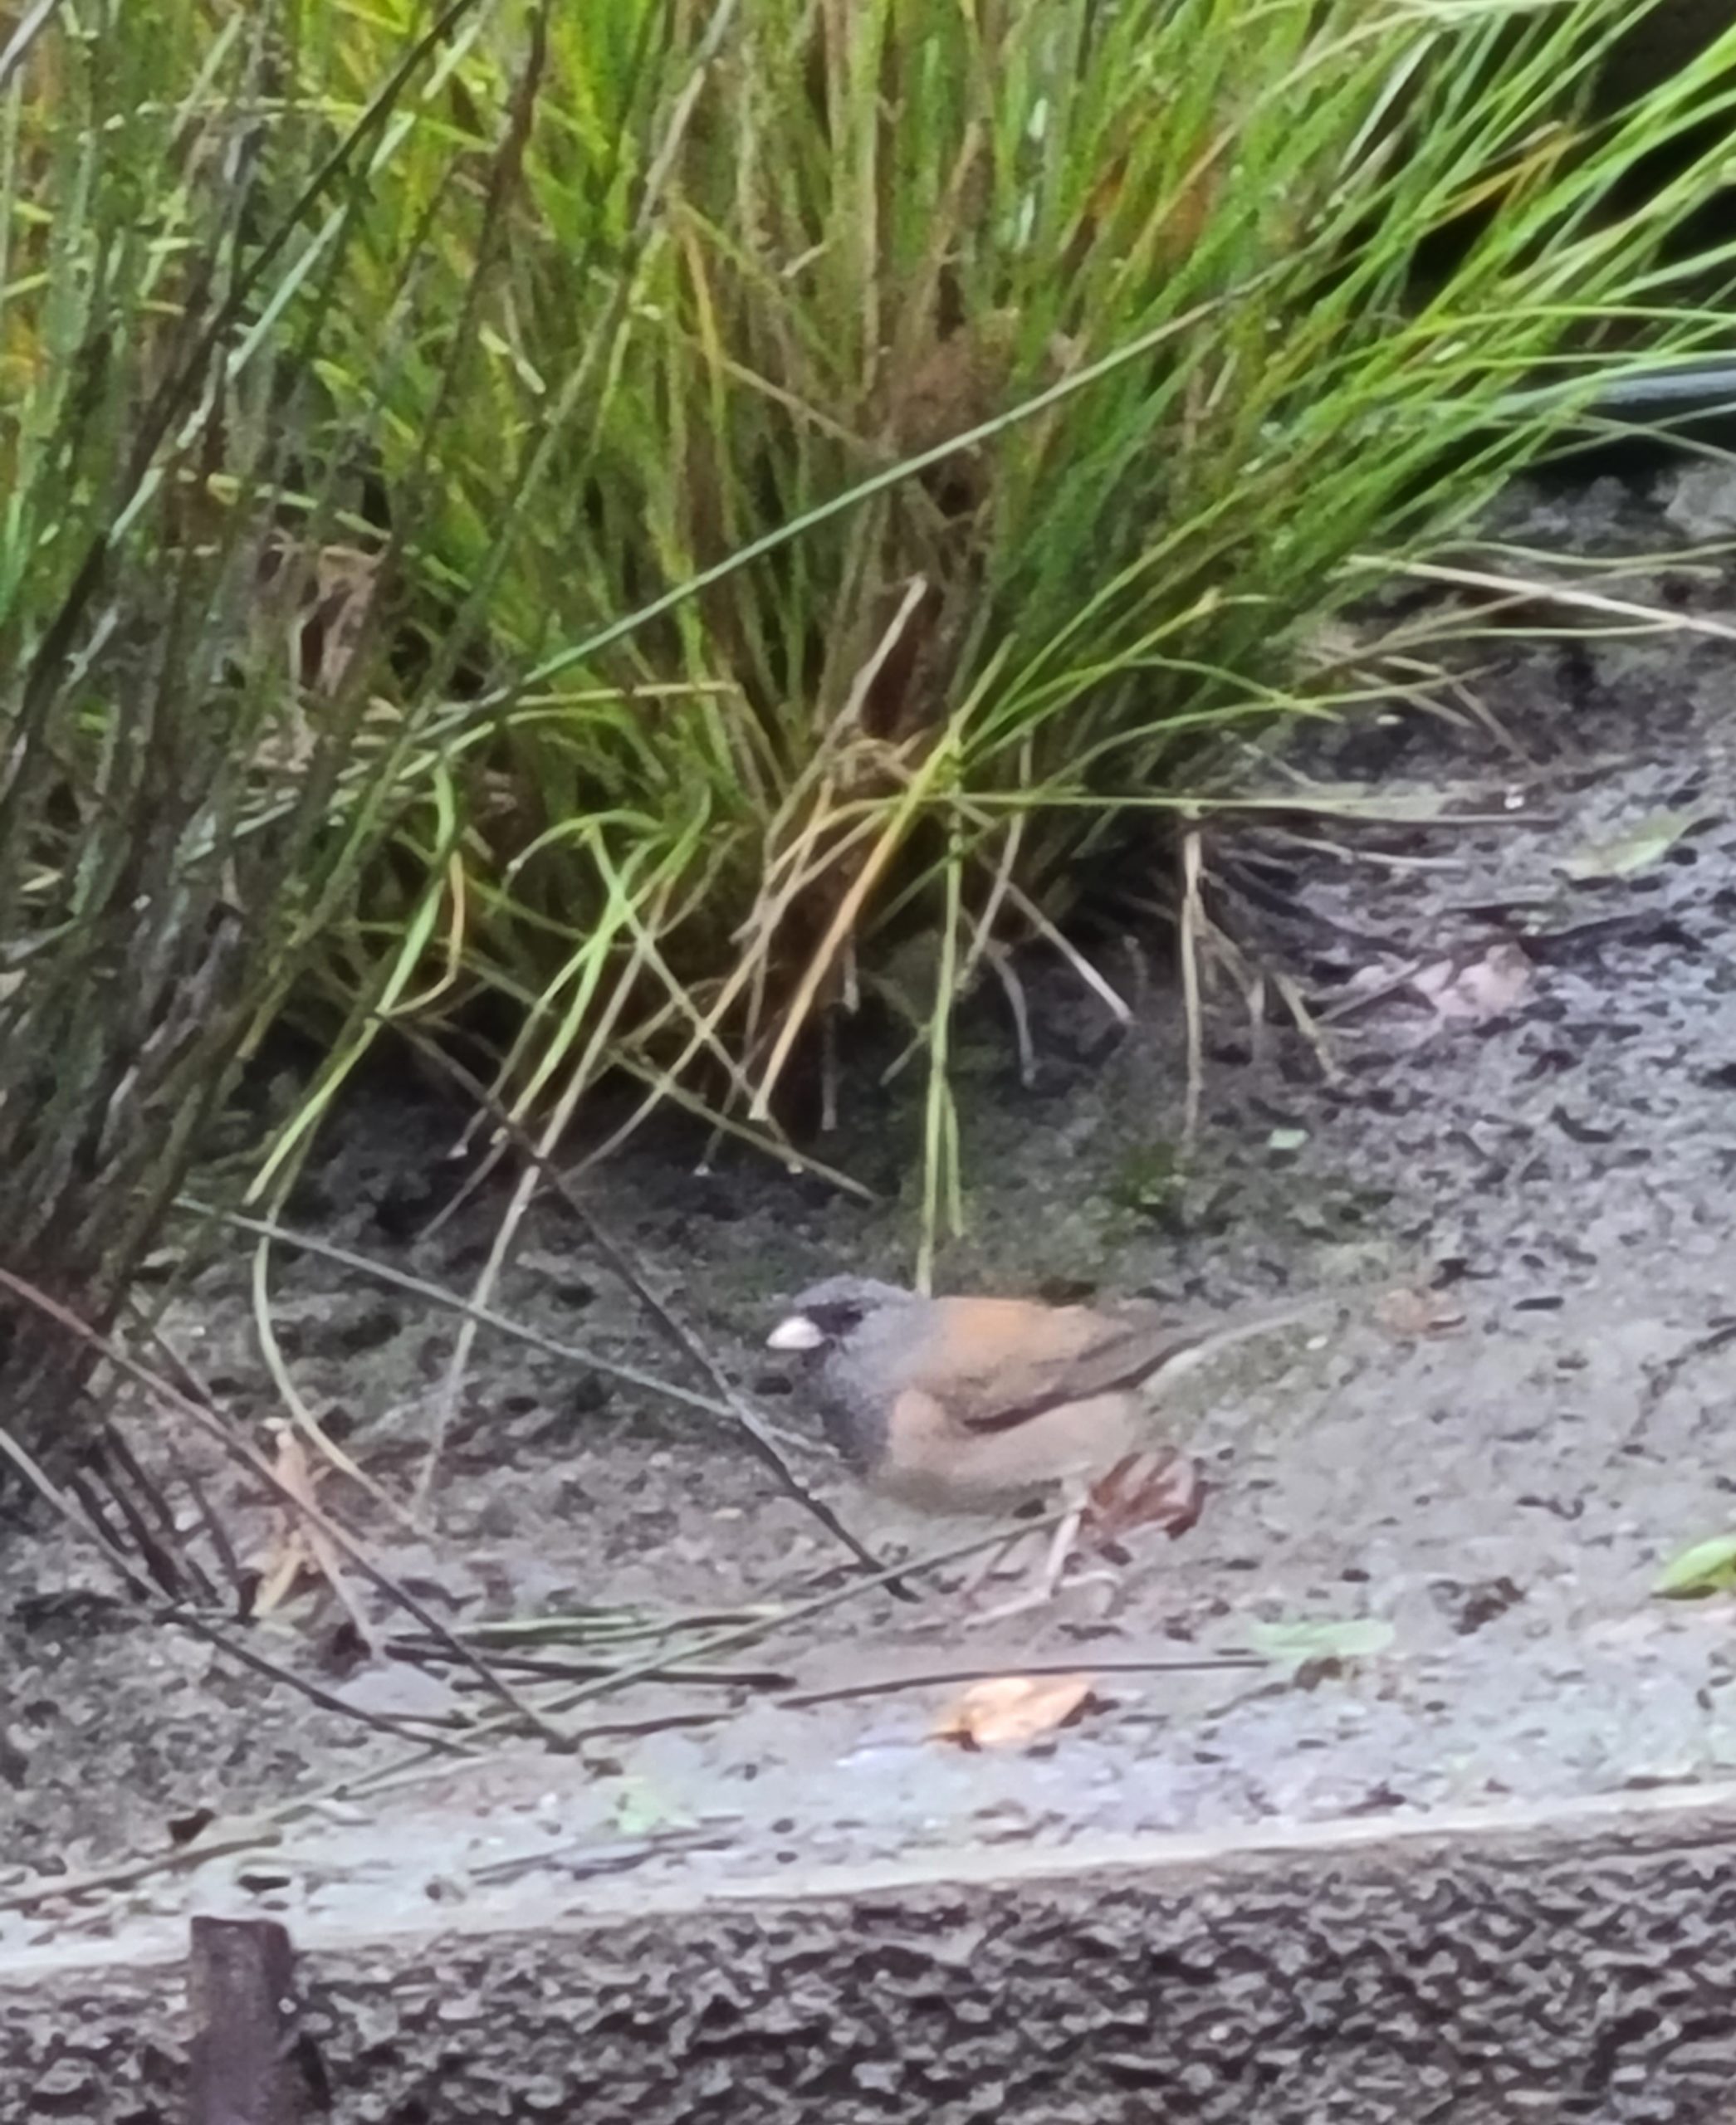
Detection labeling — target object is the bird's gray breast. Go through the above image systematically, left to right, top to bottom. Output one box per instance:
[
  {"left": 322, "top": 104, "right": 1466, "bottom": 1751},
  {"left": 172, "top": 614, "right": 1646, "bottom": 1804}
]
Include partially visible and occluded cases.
[
  {"left": 814, "top": 1309, "right": 918, "bottom": 1472},
  {"left": 815, "top": 1366, "right": 886, "bottom": 1472}
]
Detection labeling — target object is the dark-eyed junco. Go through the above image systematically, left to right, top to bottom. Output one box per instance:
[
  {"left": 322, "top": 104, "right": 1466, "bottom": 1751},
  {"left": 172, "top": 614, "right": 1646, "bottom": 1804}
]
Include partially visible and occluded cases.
[{"left": 767, "top": 1275, "right": 1343, "bottom": 1610}]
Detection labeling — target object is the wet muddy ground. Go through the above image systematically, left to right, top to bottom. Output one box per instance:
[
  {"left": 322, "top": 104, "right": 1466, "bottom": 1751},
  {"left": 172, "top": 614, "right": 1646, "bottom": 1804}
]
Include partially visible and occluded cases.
[{"left": 6, "top": 470, "right": 1736, "bottom": 1969}]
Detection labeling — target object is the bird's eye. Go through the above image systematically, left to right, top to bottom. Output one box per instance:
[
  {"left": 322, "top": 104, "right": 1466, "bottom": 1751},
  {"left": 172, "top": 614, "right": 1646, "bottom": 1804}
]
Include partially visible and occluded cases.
[{"left": 805, "top": 1302, "right": 862, "bottom": 1339}]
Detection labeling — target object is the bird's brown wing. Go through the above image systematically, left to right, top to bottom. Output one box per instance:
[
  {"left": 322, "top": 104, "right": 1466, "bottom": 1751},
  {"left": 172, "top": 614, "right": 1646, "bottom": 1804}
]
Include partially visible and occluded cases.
[{"left": 918, "top": 1298, "right": 1211, "bottom": 1437}]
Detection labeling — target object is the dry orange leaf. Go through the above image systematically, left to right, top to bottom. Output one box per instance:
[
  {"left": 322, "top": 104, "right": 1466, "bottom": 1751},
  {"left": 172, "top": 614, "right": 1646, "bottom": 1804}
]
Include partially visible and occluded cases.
[{"left": 932, "top": 1673, "right": 1097, "bottom": 1751}]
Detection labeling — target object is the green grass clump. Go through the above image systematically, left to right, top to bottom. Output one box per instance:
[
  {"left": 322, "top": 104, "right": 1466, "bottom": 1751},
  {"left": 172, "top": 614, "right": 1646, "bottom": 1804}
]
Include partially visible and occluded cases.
[
  {"left": 0, "top": 0, "right": 532, "bottom": 1456},
  {"left": 276, "top": 0, "right": 1736, "bottom": 1200}
]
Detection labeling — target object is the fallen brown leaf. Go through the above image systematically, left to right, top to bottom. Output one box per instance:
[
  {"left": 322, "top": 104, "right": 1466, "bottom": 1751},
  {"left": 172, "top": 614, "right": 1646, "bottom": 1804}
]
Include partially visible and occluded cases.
[{"left": 932, "top": 1673, "right": 1097, "bottom": 1751}]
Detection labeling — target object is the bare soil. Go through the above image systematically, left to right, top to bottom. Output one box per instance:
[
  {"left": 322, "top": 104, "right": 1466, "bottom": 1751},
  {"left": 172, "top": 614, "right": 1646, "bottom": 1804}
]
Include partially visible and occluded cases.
[{"left": 6, "top": 468, "right": 1736, "bottom": 1974}]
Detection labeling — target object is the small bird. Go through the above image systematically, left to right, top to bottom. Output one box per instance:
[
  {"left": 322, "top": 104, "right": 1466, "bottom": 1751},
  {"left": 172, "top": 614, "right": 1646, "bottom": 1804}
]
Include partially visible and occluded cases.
[{"left": 766, "top": 1275, "right": 1342, "bottom": 1613}]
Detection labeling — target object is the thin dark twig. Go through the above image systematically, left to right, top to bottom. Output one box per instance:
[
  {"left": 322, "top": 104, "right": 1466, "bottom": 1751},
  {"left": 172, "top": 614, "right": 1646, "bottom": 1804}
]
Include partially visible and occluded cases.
[
  {"left": 393, "top": 1027, "right": 913, "bottom": 1595},
  {"left": 176, "top": 1197, "right": 751, "bottom": 1423},
  {"left": 0, "top": 1268, "right": 565, "bottom": 1744},
  {"left": 148, "top": 1316, "right": 387, "bottom": 1647},
  {"left": 141, "top": 1318, "right": 286, "bottom": 1606},
  {"left": 99, "top": 1422, "right": 221, "bottom": 1601},
  {"left": 0, "top": 1424, "right": 465, "bottom": 1756},
  {"left": 94, "top": 1424, "right": 181, "bottom": 1542},
  {"left": 0, "top": 1427, "right": 164, "bottom": 1601},
  {"left": 90, "top": 1427, "right": 222, "bottom": 1605},
  {"left": 72, "top": 1454, "right": 188, "bottom": 1600},
  {"left": 178, "top": 1461, "right": 250, "bottom": 1607},
  {"left": 61, "top": 1467, "right": 137, "bottom": 1568},
  {"left": 0, "top": 1508, "right": 1132, "bottom": 1916},
  {"left": 517, "top": 1513, "right": 1078, "bottom": 1732},
  {"left": 328, "top": 1514, "right": 1270, "bottom": 1764},
  {"left": 303, "top": 1517, "right": 1088, "bottom": 1802},
  {"left": 156, "top": 1605, "right": 475, "bottom": 1752},
  {"left": 451, "top": 1605, "right": 774, "bottom": 1643},
  {"left": 387, "top": 1641, "right": 796, "bottom": 1690},
  {"left": 455, "top": 1651, "right": 1268, "bottom": 1738},
  {"left": 780, "top": 1654, "right": 1264, "bottom": 1709}
]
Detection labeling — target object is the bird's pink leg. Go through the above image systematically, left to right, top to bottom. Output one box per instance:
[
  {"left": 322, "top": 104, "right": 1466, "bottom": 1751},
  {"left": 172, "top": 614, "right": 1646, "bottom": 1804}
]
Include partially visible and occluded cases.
[
  {"left": 966, "top": 1488, "right": 1097, "bottom": 1625},
  {"left": 957, "top": 1528, "right": 1028, "bottom": 1595}
]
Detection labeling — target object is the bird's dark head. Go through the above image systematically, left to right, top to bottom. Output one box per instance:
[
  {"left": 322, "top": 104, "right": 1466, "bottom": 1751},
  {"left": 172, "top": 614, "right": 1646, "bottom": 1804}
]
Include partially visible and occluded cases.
[{"left": 765, "top": 1275, "right": 914, "bottom": 1355}]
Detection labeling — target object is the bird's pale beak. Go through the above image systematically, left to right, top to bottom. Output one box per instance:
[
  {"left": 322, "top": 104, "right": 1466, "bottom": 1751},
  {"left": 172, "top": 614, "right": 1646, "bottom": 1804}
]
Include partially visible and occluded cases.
[{"left": 766, "top": 1312, "right": 826, "bottom": 1352}]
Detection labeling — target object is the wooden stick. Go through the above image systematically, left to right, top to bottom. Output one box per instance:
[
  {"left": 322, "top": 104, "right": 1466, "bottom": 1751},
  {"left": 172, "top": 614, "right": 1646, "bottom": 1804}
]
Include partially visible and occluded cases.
[{"left": 187, "top": 1915, "right": 301, "bottom": 2125}]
